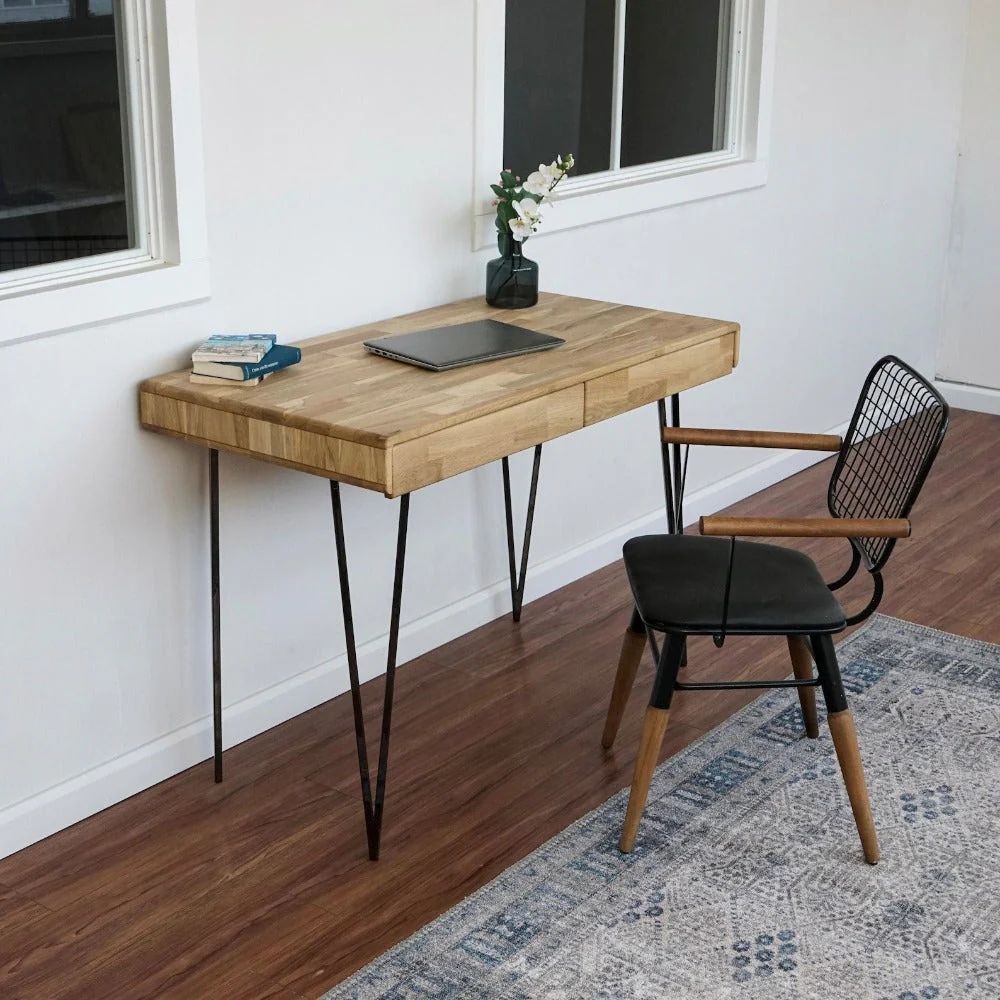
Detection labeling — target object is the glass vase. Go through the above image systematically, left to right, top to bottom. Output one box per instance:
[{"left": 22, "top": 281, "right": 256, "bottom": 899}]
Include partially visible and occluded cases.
[{"left": 486, "top": 231, "right": 539, "bottom": 309}]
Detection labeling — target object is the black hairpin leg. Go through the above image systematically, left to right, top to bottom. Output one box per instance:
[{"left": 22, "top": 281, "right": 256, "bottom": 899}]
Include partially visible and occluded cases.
[
  {"left": 657, "top": 394, "right": 688, "bottom": 534},
  {"left": 656, "top": 396, "right": 689, "bottom": 666},
  {"left": 657, "top": 399, "right": 675, "bottom": 534},
  {"left": 502, "top": 444, "right": 542, "bottom": 623},
  {"left": 210, "top": 449, "right": 223, "bottom": 783},
  {"left": 330, "top": 481, "right": 410, "bottom": 861}
]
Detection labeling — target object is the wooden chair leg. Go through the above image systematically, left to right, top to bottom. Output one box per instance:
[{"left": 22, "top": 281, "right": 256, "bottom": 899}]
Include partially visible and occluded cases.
[
  {"left": 602, "top": 627, "right": 647, "bottom": 749},
  {"left": 619, "top": 633, "right": 685, "bottom": 854},
  {"left": 811, "top": 633, "right": 880, "bottom": 865},
  {"left": 786, "top": 635, "right": 819, "bottom": 738},
  {"left": 619, "top": 707, "right": 671, "bottom": 853},
  {"left": 828, "top": 709, "right": 881, "bottom": 865}
]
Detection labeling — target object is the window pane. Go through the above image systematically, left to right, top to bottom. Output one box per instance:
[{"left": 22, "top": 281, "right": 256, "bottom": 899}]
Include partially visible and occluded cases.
[
  {"left": 0, "top": 0, "right": 133, "bottom": 273},
  {"left": 503, "top": 0, "right": 615, "bottom": 181},
  {"left": 620, "top": 0, "right": 731, "bottom": 168},
  {"left": 0, "top": 2, "right": 70, "bottom": 25}
]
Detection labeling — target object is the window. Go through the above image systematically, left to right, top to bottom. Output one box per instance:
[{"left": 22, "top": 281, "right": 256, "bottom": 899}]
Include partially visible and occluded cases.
[
  {"left": 0, "top": 0, "right": 210, "bottom": 345},
  {"left": 0, "top": 0, "right": 133, "bottom": 274},
  {"left": 474, "top": 0, "right": 775, "bottom": 246},
  {"left": 503, "top": 0, "right": 731, "bottom": 180}
]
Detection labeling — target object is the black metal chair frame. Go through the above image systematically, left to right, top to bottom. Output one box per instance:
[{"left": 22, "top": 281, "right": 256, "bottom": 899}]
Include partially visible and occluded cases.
[
  {"left": 656, "top": 355, "right": 949, "bottom": 654},
  {"left": 608, "top": 356, "right": 950, "bottom": 863}
]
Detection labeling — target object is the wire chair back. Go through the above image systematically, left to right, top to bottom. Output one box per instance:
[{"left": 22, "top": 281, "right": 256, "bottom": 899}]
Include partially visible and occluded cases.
[{"left": 827, "top": 356, "right": 949, "bottom": 574}]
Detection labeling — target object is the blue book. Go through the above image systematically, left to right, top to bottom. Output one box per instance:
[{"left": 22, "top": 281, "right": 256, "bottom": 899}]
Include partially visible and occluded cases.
[{"left": 192, "top": 344, "right": 302, "bottom": 381}]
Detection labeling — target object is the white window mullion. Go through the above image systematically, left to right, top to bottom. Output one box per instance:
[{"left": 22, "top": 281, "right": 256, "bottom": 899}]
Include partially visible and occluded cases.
[
  {"left": 113, "top": 0, "right": 139, "bottom": 252},
  {"left": 609, "top": 0, "right": 627, "bottom": 172},
  {"left": 713, "top": 0, "right": 733, "bottom": 150},
  {"left": 723, "top": 0, "right": 752, "bottom": 156}
]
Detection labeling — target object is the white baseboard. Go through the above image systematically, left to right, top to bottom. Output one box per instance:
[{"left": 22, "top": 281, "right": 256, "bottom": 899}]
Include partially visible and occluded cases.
[
  {"left": 935, "top": 379, "right": 1000, "bottom": 416},
  {"left": 0, "top": 423, "right": 847, "bottom": 860}
]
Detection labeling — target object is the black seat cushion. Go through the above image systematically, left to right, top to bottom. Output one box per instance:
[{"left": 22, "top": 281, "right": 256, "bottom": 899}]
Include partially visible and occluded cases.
[{"left": 623, "top": 534, "right": 846, "bottom": 635}]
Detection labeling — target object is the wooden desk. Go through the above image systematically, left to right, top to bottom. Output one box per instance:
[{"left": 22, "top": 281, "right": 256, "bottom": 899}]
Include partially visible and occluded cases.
[{"left": 140, "top": 292, "right": 740, "bottom": 859}]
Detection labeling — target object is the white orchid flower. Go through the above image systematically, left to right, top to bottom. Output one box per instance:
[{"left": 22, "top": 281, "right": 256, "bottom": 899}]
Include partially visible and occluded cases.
[
  {"left": 539, "top": 160, "right": 563, "bottom": 186},
  {"left": 522, "top": 170, "right": 549, "bottom": 197},
  {"left": 512, "top": 198, "right": 542, "bottom": 226},
  {"left": 509, "top": 217, "right": 533, "bottom": 242}
]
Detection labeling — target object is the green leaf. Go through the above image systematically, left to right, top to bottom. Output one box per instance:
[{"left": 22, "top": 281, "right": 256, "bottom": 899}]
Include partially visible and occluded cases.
[
  {"left": 500, "top": 170, "right": 517, "bottom": 188},
  {"left": 490, "top": 184, "right": 508, "bottom": 199}
]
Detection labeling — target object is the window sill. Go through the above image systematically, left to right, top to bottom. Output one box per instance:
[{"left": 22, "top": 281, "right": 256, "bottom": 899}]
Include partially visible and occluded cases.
[
  {"left": 473, "top": 157, "right": 768, "bottom": 251},
  {"left": 0, "top": 256, "right": 211, "bottom": 348}
]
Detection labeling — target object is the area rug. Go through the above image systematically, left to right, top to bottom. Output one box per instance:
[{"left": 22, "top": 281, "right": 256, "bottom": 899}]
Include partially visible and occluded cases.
[{"left": 325, "top": 616, "right": 1000, "bottom": 1000}]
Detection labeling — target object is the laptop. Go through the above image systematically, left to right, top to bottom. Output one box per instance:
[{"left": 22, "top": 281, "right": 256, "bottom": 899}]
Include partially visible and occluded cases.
[{"left": 363, "top": 319, "right": 565, "bottom": 372}]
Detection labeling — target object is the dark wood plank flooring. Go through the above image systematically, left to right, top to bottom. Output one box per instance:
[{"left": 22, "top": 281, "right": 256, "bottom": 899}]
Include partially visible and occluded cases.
[{"left": 1, "top": 409, "right": 997, "bottom": 999}]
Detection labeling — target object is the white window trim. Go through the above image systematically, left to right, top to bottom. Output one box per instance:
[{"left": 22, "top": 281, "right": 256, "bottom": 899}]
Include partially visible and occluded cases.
[
  {"left": 0, "top": 0, "right": 209, "bottom": 346},
  {"left": 473, "top": 0, "right": 777, "bottom": 250}
]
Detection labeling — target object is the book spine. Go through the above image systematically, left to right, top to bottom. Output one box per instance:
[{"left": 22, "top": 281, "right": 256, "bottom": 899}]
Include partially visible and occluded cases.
[{"left": 244, "top": 346, "right": 302, "bottom": 378}]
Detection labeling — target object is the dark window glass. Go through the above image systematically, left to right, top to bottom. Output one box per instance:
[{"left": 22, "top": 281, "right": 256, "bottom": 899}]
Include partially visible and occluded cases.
[
  {"left": 0, "top": 0, "right": 133, "bottom": 273},
  {"left": 503, "top": 0, "right": 615, "bottom": 181},
  {"left": 620, "top": 0, "right": 730, "bottom": 168}
]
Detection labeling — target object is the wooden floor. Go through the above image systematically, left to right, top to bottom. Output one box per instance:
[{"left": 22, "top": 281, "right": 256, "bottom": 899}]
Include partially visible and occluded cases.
[{"left": 1, "top": 409, "right": 997, "bottom": 1000}]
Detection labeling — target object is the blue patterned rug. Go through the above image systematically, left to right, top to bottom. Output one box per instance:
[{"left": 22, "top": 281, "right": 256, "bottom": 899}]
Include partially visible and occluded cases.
[{"left": 325, "top": 617, "right": 1000, "bottom": 1000}]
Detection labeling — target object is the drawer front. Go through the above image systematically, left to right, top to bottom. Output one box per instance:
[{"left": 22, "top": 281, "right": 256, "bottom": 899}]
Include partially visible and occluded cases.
[
  {"left": 583, "top": 333, "right": 737, "bottom": 426},
  {"left": 389, "top": 385, "right": 584, "bottom": 496},
  {"left": 140, "top": 392, "right": 386, "bottom": 489}
]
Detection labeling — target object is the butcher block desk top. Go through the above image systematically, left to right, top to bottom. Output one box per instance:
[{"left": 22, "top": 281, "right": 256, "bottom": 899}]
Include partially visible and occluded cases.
[{"left": 139, "top": 293, "right": 740, "bottom": 497}]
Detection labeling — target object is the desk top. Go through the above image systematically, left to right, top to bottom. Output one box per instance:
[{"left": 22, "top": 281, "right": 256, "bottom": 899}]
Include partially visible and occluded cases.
[{"left": 140, "top": 292, "right": 739, "bottom": 496}]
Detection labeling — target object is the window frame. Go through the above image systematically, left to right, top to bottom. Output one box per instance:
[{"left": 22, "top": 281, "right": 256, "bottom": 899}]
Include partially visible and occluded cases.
[
  {"left": 0, "top": 0, "right": 210, "bottom": 346},
  {"left": 473, "top": 0, "right": 777, "bottom": 250}
]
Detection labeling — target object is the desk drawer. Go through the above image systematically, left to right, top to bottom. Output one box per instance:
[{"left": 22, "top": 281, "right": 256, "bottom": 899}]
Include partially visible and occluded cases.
[
  {"left": 583, "top": 333, "right": 737, "bottom": 426},
  {"left": 389, "top": 384, "right": 584, "bottom": 496}
]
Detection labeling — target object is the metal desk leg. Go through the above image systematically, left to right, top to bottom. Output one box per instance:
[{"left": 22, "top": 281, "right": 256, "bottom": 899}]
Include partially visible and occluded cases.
[
  {"left": 657, "top": 394, "right": 688, "bottom": 534},
  {"left": 656, "top": 396, "right": 689, "bottom": 666},
  {"left": 657, "top": 399, "right": 675, "bottom": 534},
  {"left": 501, "top": 444, "right": 542, "bottom": 623},
  {"left": 210, "top": 449, "right": 223, "bottom": 783},
  {"left": 330, "top": 482, "right": 410, "bottom": 861}
]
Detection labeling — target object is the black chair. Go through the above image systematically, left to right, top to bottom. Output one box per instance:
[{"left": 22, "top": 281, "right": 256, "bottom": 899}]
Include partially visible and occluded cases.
[{"left": 602, "top": 356, "right": 949, "bottom": 862}]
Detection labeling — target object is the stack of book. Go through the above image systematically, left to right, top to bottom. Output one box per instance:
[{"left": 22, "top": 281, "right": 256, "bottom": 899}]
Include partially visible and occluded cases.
[{"left": 190, "top": 334, "right": 301, "bottom": 386}]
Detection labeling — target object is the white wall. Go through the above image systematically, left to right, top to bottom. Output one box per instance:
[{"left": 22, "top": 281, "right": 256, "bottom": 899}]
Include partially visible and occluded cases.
[
  {"left": 0, "top": 0, "right": 970, "bottom": 858},
  {"left": 938, "top": 0, "right": 1000, "bottom": 394}
]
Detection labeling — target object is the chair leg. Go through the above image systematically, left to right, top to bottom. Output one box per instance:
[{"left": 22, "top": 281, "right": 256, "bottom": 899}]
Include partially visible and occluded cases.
[
  {"left": 602, "top": 609, "right": 647, "bottom": 749},
  {"left": 619, "top": 634, "right": 685, "bottom": 854},
  {"left": 812, "top": 634, "right": 880, "bottom": 865},
  {"left": 786, "top": 635, "right": 819, "bottom": 739},
  {"left": 620, "top": 708, "right": 670, "bottom": 853},
  {"left": 827, "top": 710, "right": 881, "bottom": 865}
]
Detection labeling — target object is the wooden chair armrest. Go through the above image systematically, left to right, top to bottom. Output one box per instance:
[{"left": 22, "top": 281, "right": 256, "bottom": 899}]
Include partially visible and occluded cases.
[
  {"left": 662, "top": 427, "right": 843, "bottom": 452},
  {"left": 699, "top": 516, "right": 911, "bottom": 538}
]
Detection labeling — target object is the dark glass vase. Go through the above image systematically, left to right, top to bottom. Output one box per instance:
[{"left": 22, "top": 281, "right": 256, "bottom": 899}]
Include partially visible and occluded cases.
[{"left": 486, "top": 231, "right": 538, "bottom": 309}]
